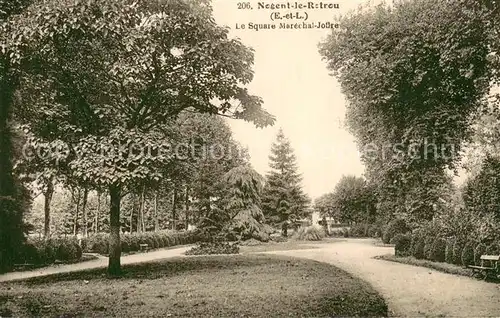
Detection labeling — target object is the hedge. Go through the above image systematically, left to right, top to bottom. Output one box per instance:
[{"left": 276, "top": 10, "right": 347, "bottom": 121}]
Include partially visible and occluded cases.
[
  {"left": 382, "top": 219, "right": 410, "bottom": 244},
  {"left": 82, "top": 230, "right": 199, "bottom": 255},
  {"left": 391, "top": 233, "right": 411, "bottom": 257},
  {"left": 412, "top": 236, "right": 425, "bottom": 260},
  {"left": 15, "top": 237, "right": 82, "bottom": 266},
  {"left": 423, "top": 237, "right": 435, "bottom": 260},
  {"left": 429, "top": 238, "right": 446, "bottom": 262},
  {"left": 444, "top": 238, "right": 455, "bottom": 264},
  {"left": 452, "top": 239, "right": 465, "bottom": 265},
  {"left": 461, "top": 241, "right": 475, "bottom": 267},
  {"left": 485, "top": 242, "right": 500, "bottom": 255},
  {"left": 474, "top": 243, "right": 487, "bottom": 266}
]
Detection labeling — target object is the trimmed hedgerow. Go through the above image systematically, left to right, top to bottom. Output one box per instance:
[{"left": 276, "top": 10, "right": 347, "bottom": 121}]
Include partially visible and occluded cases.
[
  {"left": 382, "top": 219, "right": 410, "bottom": 244},
  {"left": 82, "top": 230, "right": 199, "bottom": 255},
  {"left": 391, "top": 234, "right": 411, "bottom": 257},
  {"left": 15, "top": 237, "right": 82, "bottom": 266},
  {"left": 412, "top": 237, "right": 425, "bottom": 260},
  {"left": 429, "top": 238, "right": 446, "bottom": 262},
  {"left": 444, "top": 238, "right": 455, "bottom": 264},
  {"left": 452, "top": 239, "right": 465, "bottom": 265},
  {"left": 461, "top": 241, "right": 475, "bottom": 267},
  {"left": 485, "top": 242, "right": 500, "bottom": 255},
  {"left": 474, "top": 243, "right": 487, "bottom": 266}
]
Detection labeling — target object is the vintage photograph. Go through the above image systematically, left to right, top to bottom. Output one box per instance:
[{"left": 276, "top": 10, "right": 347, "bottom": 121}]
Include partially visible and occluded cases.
[{"left": 0, "top": 0, "right": 499, "bottom": 316}]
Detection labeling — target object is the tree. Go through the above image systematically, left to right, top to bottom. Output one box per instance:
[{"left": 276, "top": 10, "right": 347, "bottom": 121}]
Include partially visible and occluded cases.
[
  {"left": 0, "top": 0, "right": 34, "bottom": 273},
  {"left": 16, "top": 0, "right": 274, "bottom": 275},
  {"left": 319, "top": 0, "right": 495, "bottom": 224},
  {"left": 262, "top": 129, "right": 310, "bottom": 224},
  {"left": 463, "top": 156, "right": 500, "bottom": 223},
  {"left": 199, "top": 164, "right": 268, "bottom": 242},
  {"left": 315, "top": 175, "right": 376, "bottom": 224},
  {"left": 332, "top": 175, "right": 376, "bottom": 224}
]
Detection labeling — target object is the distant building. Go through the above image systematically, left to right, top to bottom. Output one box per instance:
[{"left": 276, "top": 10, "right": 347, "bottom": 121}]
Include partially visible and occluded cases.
[{"left": 311, "top": 210, "right": 338, "bottom": 231}]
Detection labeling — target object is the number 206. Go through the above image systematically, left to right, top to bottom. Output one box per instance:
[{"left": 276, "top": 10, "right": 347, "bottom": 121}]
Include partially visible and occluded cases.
[{"left": 237, "top": 2, "right": 251, "bottom": 9}]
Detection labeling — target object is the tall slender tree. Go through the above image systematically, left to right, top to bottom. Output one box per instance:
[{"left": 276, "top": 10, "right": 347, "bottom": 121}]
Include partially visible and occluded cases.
[{"left": 262, "top": 129, "right": 310, "bottom": 224}]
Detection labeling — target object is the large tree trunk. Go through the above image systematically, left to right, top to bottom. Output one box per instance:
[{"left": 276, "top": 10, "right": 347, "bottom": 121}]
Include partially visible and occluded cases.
[
  {"left": 0, "top": 69, "right": 24, "bottom": 273},
  {"left": 43, "top": 178, "right": 54, "bottom": 238},
  {"left": 108, "top": 185, "right": 122, "bottom": 276},
  {"left": 138, "top": 185, "right": 145, "bottom": 232},
  {"left": 185, "top": 186, "right": 190, "bottom": 229},
  {"left": 82, "top": 188, "right": 89, "bottom": 237},
  {"left": 172, "top": 188, "right": 178, "bottom": 230},
  {"left": 73, "top": 189, "right": 81, "bottom": 236},
  {"left": 153, "top": 190, "right": 159, "bottom": 232},
  {"left": 95, "top": 191, "right": 101, "bottom": 233},
  {"left": 130, "top": 192, "right": 136, "bottom": 233}
]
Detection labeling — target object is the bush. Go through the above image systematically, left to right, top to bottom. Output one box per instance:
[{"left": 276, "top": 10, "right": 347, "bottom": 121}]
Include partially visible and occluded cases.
[
  {"left": 382, "top": 219, "right": 409, "bottom": 244},
  {"left": 350, "top": 223, "right": 369, "bottom": 238},
  {"left": 367, "top": 224, "right": 381, "bottom": 238},
  {"left": 292, "top": 226, "right": 325, "bottom": 241},
  {"left": 341, "top": 228, "right": 350, "bottom": 237},
  {"left": 83, "top": 230, "right": 199, "bottom": 255},
  {"left": 82, "top": 234, "right": 109, "bottom": 255},
  {"left": 391, "top": 234, "right": 411, "bottom": 257},
  {"left": 423, "top": 236, "right": 437, "bottom": 260},
  {"left": 412, "top": 237, "right": 425, "bottom": 260},
  {"left": 429, "top": 238, "right": 446, "bottom": 262},
  {"left": 444, "top": 238, "right": 455, "bottom": 264},
  {"left": 56, "top": 239, "right": 82, "bottom": 262},
  {"left": 452, "top": 239, "right": 465, "bottom": 265},
  {"left": 461, "top": 241, "right": 475, "bottom": 267},
  {"left": 185, "top": 242, "right": 239, "bottom": 255},
  {"left": 485, "top": 242, "right": 500, "bottom": 255},
  {"left": 474, "top": 243, "right": 487, "bottom": 265}
]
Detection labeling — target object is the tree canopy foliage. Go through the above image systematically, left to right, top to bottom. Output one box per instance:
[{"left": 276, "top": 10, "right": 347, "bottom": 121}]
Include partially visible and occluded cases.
[
  {"left": 3, "top": 0, "right": 274, "bottom": 275},
  {"left": 319, "top": 0, "right": 498, "bottom": 224},
  {"left": 261, "top": 129, "right": 310, "bottom": 224},
  {"left": 314, "top": 175, "right": 375, "bottom": 224}
]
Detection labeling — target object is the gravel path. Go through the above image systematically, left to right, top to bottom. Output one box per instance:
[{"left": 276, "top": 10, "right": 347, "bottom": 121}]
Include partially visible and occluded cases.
[
  {"left": 2, "top": 239, "right": 500, "bottom": 317},
  {"left": 266, "top": 239, "right": 500, "bottom": 317},
  {"left": 0, "top": 245, "right": 191, "bottom": 283}
]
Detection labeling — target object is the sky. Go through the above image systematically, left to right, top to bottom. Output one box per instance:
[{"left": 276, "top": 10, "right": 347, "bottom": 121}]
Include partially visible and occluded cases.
[{"left": 212, "top": 0, "right": 377, "bottom": 200}]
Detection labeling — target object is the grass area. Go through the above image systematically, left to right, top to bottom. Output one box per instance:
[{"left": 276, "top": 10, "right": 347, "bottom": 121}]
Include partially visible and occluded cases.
[
  {"left": 240, "top": 238, "right": 344, "bottom": 254},
  {"left": 0, "top": 254, "right": 387, "bottom": 317},
  {"left": 12, "top": 254, "right": 100, "bottom": 273},
  {"left": 375, "top": 254, "right": 474, "bottom": 278}
]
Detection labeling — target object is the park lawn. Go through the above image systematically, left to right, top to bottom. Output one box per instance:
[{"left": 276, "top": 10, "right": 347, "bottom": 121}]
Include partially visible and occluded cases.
[
  {"left": 240, "top": 238, "right": 344, "bottom": 254},
  {"left": 0, "top": 254, "right": 387, "bottom": 317},
  {"left": 375, "top": 254, "right": 474, "bottom": 278}
]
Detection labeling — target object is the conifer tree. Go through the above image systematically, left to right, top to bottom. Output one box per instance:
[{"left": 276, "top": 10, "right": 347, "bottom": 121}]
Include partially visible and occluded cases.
[{"left": 262, "top": 129, "right": 310, "bottom": 224}]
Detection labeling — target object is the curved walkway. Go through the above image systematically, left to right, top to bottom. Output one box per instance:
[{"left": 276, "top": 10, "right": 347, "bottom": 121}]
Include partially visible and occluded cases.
[
  {"left": 265, "top": 239, "right": 500, "bottom": 317},
  {"left": 2, "top": 240, "right": 500, "bottom": 317},
  {"left": 0, "top": 245, "right": 191, "bottom": 283}
]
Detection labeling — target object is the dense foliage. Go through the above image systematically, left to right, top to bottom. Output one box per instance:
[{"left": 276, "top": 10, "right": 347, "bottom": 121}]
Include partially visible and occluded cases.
[
  {"left": 3, "top": 0, "right": 274, "bottom": 275},
  {"left": 319, "top": 0, "right": 497, "bottom": 229},
  {"left": 262, "top": 129, "right": 310, "bottom": 224},
  {"left": 315, "top": 175, "right": 376, "bottom": 224},
  {"left": 292, "top": 226, "right": 325, "bottom": 241},
  {"left": 82, "top": 230, "right": 198, "bottom": 255},
  {"left": 15, "top": 236, "right": 82, "bottom": 266}
]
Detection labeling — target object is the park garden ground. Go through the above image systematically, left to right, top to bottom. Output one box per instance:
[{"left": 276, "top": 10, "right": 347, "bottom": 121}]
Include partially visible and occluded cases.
[{"left": 1, "top": 231, "right": 500, "bottom": 317}]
